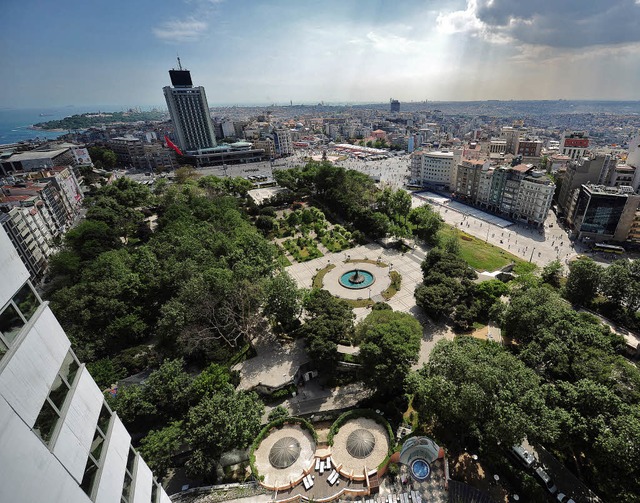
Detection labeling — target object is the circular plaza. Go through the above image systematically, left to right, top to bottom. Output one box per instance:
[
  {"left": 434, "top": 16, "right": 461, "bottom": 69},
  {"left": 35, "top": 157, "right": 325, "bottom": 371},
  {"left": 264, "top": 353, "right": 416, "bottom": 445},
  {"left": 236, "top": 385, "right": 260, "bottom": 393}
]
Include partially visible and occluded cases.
[
  {"left": 322, "top": 261, "right": 391, "bottom": 300},
  {"left": 331, "top": 417, "right": 390, "bottom": 475},
  {"left": 253, "top": 424, "right": 316, "bottom": 487}
]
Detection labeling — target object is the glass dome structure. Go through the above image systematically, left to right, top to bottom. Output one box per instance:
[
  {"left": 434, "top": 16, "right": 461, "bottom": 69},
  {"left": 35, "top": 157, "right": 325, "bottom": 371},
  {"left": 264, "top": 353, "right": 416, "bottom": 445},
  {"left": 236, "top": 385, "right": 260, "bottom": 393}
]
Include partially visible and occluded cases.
[
  {"left": 346, "top": 429, "right": 376, "bottom": 459},
  {"left": 269, "top": 437, "right": 301, "bottom": 469}
]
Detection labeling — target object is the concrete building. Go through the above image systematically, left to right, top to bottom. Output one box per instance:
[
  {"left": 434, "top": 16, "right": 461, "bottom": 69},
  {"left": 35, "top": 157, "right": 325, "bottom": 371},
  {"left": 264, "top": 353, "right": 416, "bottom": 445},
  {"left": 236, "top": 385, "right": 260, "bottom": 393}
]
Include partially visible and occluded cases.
[
  {"left": 163, "top": 65, "right": 217, "bottom": 154},
  {"left": 390, "top": 99, "right": 400, "bottom": 113},
  {"left": 500, "top": 126, "right": 521, "bottom": 154},
  {"left": 272, "top": 129, "right": 293, "bottom": 156},
  {"left": 560, "top": 131, "right": 590, "bottom": 161},
  {"left": 110, "top": 136, "right": 146, "bottom": 169},
  {"left": 110, "top": 137, "right": 177, "bottom": 172},
  {"left": 254, "top": 138, "right": 276, "bottom": 160},
  {"left": 516, "top": 139, "right": 543, "bottom": 159},
  {"left": 488, "top": 140, "right": 507, "bottom": 156},
  {"left": 0, "top": 148, "right": 76, "bottom": 176},
  {"left": 410, "top": 150, "right": 462, "bottom": 190},
  {"left": 557, "top": 155, "right": 611, "bottom": 217},
  {"left": 453, "top": 159, "right": 488, "bottom": 201},
  {"left": 475, "top": 164, "right": 554, "bottom": 226},
  {"left": 513, "top": 170, "right": 555, "bottom": 225},
  {"left": 569, "top": 184, "right": 640, "bottom": 242},
  {"left": 0, "top": 198, "right": 55, "bottom": 278},
  {"left": 0, "top": 227, "right": 171, "bottom": 503}
]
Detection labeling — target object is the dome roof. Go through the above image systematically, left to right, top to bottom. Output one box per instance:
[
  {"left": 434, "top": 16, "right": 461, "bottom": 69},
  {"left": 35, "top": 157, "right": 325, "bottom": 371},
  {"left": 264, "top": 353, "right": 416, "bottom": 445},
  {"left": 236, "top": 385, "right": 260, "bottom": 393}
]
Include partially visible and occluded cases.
[
  {"left": 346, "top": 429, "right": 376, "bottom": 459},
  {"left": 269, "top": 437, "right": 301, "bottom": 469}
]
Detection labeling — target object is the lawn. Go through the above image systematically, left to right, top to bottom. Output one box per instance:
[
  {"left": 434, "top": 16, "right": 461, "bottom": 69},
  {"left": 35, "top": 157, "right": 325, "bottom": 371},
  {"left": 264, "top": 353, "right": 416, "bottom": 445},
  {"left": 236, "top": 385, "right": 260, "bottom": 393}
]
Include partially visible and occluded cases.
[{"left": 438, "top": 225, "right": 536, "bottom": 273}]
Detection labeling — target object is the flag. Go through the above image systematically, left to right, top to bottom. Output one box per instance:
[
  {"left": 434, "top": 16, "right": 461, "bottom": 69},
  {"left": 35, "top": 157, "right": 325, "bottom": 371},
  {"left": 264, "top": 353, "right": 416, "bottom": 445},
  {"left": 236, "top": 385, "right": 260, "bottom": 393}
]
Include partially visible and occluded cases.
[{"left": 164, "top": 135, "right": 183, "bottom": 156}]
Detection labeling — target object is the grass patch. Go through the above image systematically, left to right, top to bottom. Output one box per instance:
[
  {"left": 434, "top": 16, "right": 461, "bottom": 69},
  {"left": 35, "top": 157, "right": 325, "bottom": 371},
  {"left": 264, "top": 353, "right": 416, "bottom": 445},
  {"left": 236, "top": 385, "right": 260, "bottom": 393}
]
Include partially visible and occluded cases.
[
  {"left": 438, "top": 225, "right": 533, "bottom": 273},
  {"left": 276, "top": 253, "right": 291, "bottom": 268},
  {"left": 347, "top": 258, "right": 388, "bottom": 267},
  {"left": 312, "top": 264, "right": 336, "bottom": 288},
  {"left": 382, "top": 270, "right": 402, "bottom": 300},
  {"left": 345, "top": 298, "right": 375, "bottom": 308}
]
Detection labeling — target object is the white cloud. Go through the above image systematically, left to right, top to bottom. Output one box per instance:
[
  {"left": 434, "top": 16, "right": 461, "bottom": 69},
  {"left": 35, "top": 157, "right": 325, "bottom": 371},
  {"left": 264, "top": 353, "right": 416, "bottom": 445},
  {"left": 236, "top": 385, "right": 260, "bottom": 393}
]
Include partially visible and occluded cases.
[{"left": 153, "top": 18, "right": 208, "bottom": 42}]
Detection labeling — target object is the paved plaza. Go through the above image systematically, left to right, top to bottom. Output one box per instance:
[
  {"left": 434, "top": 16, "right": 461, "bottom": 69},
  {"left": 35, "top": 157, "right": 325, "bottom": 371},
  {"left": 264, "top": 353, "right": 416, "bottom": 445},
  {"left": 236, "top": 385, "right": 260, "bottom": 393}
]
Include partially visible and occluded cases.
[
  {"left": 410, "top": 192, "right": 585, "bottom": 268},
  {"left": 287, "top": 243, "right": 426, "bottom": 321}
]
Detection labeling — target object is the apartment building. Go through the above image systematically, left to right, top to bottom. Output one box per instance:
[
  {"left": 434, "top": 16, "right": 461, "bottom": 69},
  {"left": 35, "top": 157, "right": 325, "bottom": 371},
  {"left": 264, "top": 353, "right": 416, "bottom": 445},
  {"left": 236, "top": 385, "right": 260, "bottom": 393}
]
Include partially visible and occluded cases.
[
  {"left": 410, "top": 149, "right": 462, "bottom": 190},
  {"left": 473, "top": 164, "right": 554, "bottom": 226},
  {"left": 0, "top": 167, "right": 84, "bottom": 277},
  {"left": 0, "top": 227, "right": 171, "bottom": 503}
]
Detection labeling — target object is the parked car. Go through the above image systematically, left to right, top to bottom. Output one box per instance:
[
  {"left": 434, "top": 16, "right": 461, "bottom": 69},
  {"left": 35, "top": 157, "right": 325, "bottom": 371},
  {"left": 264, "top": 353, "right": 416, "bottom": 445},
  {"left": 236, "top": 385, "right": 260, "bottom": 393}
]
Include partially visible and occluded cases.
[
  {"left": 510, "top": 445, "right": 536, "bottom": 469},
  {"left": 535, "top": 466, "right": 558, "bottom": 494},
  {"left": 557, "top": 493, "right": 575, "bottom": 503}
]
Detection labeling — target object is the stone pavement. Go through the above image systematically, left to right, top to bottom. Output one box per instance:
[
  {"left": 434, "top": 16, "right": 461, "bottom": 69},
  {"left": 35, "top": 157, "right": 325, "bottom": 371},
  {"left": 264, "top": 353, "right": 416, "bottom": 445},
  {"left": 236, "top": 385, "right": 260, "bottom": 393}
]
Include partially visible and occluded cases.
[
  {"left": 287, "top": 243, "right": 428, "bottom": 321},
  {"left": 233, "top": 332, "right": 307, "bottom": 391}
]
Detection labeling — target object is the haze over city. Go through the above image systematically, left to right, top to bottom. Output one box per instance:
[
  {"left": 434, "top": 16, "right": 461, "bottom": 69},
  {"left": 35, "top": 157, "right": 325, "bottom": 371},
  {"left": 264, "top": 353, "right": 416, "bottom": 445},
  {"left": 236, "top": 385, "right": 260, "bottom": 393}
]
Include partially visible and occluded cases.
[{"left": 3, "top": 0, "right": 640, "bottom": 108}]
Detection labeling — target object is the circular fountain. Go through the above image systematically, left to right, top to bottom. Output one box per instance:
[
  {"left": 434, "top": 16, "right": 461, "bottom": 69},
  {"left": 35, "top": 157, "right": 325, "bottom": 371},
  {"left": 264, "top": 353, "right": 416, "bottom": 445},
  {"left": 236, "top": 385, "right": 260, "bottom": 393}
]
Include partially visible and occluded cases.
[{"left": 338, "top": 268, "right": 375, "bottom": 289}]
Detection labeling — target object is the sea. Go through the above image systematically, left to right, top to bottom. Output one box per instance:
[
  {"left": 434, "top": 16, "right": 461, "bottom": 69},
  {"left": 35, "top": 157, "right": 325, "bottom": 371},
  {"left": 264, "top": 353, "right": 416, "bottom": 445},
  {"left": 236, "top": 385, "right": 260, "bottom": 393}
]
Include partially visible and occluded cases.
[{"left": 0, "top": 106, "right": 137, "bottom": 145}]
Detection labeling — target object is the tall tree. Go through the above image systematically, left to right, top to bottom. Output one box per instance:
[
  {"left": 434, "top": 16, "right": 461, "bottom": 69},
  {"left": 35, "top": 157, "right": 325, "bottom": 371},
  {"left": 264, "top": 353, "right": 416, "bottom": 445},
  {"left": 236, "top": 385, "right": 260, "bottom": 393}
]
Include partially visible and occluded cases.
[
  {"left": 564, "top": 257, "right": 601, "bottom": 306},
  {"left": 263, "top": 271, "right": 303, "bottom": 331},
  {"left": 357, "top": 311, "right": 422, "bottom": 395},
  {"left": 408, "top": 337, "right": 552, "bottom": 448},
  {"left": 185, "top": 386, "right": 263, "bottom": 480}
]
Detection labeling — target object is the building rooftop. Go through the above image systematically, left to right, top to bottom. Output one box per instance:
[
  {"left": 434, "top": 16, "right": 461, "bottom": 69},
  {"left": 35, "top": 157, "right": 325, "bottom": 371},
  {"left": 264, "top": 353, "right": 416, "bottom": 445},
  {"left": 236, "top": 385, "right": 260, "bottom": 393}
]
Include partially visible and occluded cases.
[{"left": 4, "top": 148, "right": 69, "bottom": 162}]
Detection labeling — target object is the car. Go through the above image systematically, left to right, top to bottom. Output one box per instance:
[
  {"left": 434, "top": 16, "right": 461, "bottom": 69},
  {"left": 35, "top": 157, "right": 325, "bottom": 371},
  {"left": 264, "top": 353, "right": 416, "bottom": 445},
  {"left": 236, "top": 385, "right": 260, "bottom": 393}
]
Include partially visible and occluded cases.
[
  {"left": 510, "top": 445, "right": 536, "bottom": 469},
  {"left": 535, "top": 466, "right": 557, "bottom": 494},
  {"left": 557, "top": 494, "right": 575, "bottom": 503}
]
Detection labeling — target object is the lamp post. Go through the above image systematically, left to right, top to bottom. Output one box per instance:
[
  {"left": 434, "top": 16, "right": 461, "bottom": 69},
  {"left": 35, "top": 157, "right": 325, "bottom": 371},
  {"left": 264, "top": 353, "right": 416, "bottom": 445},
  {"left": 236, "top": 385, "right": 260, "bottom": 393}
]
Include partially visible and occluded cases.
[{"left": 529, "top": 247, "right": 535, "bottom": 263}]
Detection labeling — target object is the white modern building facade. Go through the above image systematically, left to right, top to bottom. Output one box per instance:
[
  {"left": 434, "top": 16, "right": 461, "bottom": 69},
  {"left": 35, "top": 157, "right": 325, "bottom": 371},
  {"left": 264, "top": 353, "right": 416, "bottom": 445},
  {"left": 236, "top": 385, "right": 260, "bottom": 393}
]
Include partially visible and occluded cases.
[
  {"left": 163, "top": 68, "right": 217, "bottom": 154},
  {"left": 410, "top": 150, "right": 462, "bottom": 190},
  {"left": 0, "top": 227, "right": 170, "bottom": 503}
]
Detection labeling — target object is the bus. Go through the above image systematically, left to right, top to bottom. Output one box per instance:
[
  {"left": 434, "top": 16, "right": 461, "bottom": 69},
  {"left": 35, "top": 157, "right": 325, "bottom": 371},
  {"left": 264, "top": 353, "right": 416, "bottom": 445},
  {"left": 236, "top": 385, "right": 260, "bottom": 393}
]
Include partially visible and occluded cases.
[{"left": 593, "top": 243, "right": 625, "bottom": 254}]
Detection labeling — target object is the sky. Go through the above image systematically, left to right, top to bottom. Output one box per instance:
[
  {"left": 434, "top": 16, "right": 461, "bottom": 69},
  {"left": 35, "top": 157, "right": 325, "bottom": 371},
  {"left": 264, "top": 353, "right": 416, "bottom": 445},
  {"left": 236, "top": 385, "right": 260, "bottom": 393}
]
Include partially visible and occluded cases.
[{"left": 3, "top": 0, "right": 640, "bottom": 108}]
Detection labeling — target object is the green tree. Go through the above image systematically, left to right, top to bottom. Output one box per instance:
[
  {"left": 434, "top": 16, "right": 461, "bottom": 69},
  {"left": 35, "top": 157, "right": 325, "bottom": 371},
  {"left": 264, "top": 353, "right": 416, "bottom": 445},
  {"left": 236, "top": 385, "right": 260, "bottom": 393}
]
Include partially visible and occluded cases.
[
  {"left": 409, "top": 205, "right": 442, "bottom": 244},
  {"left": 440, "top": 231, "right": 461, "bottom": 255},
  {"left": 564, "top": 257, "right": 601, "bottom": 306},
  {"left": 541, "top": 260, "right": 563, "bottom": 288},
  {"left": 600, "top": 260, "right": 630, "bottom": 305},
  {"left": 263, "top": 271, "right": 303, "bottom": 331},
  {"left": 357, "top": 311, "right": 422, "bottom": 395},
  {"left": 408, "top": 337, "right": 552, "bottom": 448},
  {"left": 189, "top": 363, "right": 232, "bottom": 401},
  {"left": 185, "top": 386, "right": 263, "bottom": 480},
  {"left": 268, "top": 405, "right": 290, "bottom": 422},
  {"left": 139, "top": 421, "right": 184, "bottom": 479}
]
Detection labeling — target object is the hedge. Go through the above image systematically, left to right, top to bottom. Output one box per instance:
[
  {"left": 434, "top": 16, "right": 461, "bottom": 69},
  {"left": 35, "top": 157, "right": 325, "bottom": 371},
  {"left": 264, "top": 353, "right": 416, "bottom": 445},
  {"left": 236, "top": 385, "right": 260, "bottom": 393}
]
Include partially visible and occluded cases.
[
  {"left": 326, "top": 409, "right": 395, "bottom": 453},
  {"left": 248, "top": 417, "right": 318, "bottom": 480}
]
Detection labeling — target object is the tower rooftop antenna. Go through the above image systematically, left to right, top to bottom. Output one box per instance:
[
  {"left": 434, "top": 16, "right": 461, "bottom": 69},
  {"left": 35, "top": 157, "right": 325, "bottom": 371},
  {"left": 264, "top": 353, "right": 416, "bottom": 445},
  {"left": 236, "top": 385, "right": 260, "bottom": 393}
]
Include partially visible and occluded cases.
[{"left": 177, "top": 55, "right": 183, "bottom": 70}]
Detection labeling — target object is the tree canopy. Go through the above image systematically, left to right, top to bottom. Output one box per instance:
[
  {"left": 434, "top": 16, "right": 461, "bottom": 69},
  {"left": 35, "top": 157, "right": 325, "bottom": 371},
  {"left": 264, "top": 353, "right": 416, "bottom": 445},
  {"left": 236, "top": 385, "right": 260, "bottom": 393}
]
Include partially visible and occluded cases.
[{"left": 357, "top": 310, "right": 422, "bottom": 396}]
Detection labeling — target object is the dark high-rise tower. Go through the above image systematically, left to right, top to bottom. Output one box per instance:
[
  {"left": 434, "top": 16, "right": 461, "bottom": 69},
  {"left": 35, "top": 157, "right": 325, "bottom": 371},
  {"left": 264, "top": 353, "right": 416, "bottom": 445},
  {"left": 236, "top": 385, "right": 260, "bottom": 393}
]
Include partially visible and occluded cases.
[
  {"left": 163, "top": 59, "right": 216, "bottom": 153},
  {"left": 390, "top": 98, "right": 400, "bottom": 113}
]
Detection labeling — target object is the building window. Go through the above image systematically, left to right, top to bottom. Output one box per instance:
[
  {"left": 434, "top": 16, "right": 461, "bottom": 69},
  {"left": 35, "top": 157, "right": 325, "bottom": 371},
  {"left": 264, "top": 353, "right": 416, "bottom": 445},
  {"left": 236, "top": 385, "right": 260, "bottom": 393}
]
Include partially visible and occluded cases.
[
  {"left": 0, "top": 282, "right": 41, "bottom": 355},
  {"left": 33, "top": 349, "right": 80, "bottom": 444},
  {"left": 81, "top": 403, "right": 112, "bottom": 499},
  {"left": 121, "top": 447, "right": 137, "bottom": 502},
  {"left": 151, "top": 481, "right": 160, "bottom": 503}
]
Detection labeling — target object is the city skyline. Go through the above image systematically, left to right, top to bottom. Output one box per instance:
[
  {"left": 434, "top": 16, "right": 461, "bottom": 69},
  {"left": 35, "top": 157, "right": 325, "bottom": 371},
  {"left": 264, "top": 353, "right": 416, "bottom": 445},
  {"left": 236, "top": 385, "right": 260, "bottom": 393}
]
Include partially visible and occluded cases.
[{"left": 3, "top": 0, "right": 640, "bottom": 108}]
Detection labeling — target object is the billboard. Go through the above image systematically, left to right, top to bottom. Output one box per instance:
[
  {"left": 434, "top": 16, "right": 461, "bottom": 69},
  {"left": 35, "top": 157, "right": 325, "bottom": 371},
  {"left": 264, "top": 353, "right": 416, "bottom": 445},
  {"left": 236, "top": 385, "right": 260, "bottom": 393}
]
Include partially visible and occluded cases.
[{"left": 564, "top": 138, "right": 589, "bottom": 148}]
